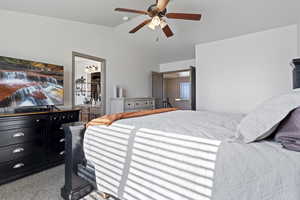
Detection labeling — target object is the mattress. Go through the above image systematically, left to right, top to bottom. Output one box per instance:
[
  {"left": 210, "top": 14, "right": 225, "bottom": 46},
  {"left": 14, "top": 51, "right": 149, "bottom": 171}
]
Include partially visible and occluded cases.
[{"left": 83, "top": 110, "right": 300, "bottom": 200}]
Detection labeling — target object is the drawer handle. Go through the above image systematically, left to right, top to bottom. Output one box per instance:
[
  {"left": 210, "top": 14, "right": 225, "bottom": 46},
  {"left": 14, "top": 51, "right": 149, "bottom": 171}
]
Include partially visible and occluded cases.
[
  {"left": 36, "top": 119, "right": 40, "bottom": 122},
  {"left": 59, "top": 127, "right": 63, "bottom": 130},
  {"left": 13, "top": 133, "right": 25, "bottom": 138},
  {"left": 59, "top": 138, "right": 65, "bottom": 143},
  {"left": 13, "top": 148, "right": 24, "bottom": 154},
  {"left": 59, "top": 151, "right": 65, "bottom": 155},
  {"left": 13, "top": 163, "right": 25, "bottom": 169}
]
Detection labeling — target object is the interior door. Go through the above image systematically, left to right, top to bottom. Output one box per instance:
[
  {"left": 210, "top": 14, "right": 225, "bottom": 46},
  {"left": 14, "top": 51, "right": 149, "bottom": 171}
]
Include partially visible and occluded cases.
[
  {"left": 190, "top": 67, "right": 196, "bottom": 110},
  {"left": 152, "top": 72, "right": 164, "bottom": 108}
]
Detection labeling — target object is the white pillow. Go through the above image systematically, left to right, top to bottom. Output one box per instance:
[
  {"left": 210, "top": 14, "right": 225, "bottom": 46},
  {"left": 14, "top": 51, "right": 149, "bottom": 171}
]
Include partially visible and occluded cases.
[{"left": 236, "top": 91, "right": 300, "bottom": 143}]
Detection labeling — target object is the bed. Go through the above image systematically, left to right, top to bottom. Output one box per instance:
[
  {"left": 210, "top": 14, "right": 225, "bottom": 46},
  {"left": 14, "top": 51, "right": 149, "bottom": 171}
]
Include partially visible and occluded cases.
[{"left": 81, "top": 109, "right": 300, "bottom": 200}]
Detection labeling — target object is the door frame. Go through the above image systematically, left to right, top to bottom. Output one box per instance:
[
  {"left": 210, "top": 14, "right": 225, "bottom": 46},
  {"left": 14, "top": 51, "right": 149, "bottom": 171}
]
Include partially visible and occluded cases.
[
  {"left": 72, "top": 51, "right": 106, "bottom": 114},
  {"left": 190, "top": 66, "right": 196, "bottom": 110},
  {"left": 152, "top": 67, "right": 196, "bottom": 110},
  {"left": 161, "top": 69, "right": 193, "bottom": 75},
  {"left": 152, "top": 71, "right": 164, "bottom": 109}
]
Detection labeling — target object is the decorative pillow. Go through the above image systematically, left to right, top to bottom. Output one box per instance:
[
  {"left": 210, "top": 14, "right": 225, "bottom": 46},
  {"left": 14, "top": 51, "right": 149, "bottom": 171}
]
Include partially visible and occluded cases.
[
  {"left": 236, "top": 91, "right": 300, "bottom": 143},
  {"left": 275, "top": 107, "right": 300, "bottom": 151}
]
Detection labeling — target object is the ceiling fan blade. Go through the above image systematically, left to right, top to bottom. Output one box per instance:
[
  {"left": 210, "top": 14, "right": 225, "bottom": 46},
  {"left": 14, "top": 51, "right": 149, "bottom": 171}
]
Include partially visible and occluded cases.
[
  {"left": 157, "top": 0, "right": 170, "bottom": 11},
  {"left": 115, "top": 8, "right": 148, "bottom": 15},
  {"left": 166, "top": 13, "right": 202, "bottom": 21},
  {"left": 129, "top": 19, "right": 152, "bottom": 34},
  {"left": 162, "top": 25, "right": 174, "bottom": 38}
]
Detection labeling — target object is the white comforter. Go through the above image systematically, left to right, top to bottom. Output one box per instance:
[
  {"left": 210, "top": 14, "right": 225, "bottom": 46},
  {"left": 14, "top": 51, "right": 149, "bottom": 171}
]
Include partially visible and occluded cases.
[{"left": 83, "top": 110, "right": 300, "bottom": 200}]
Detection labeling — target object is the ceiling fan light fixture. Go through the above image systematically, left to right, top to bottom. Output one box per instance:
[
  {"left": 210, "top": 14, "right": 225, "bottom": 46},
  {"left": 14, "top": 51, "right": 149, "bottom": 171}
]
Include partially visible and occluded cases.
[
  {"left": 148, "top": 16, "right": 161, "bottom": 30},
  {"left": 151, "top": 16, "right": 161, "bottom": 26},
  {"left": 148, "top": 22, "right": 156, "bottom": 30}
]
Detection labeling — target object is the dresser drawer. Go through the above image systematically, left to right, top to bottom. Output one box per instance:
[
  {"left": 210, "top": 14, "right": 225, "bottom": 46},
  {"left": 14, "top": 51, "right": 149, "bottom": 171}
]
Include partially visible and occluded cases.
[
  {"left": 134, "top": 100, "right": 146, "bottom": 108},
  {"left": 135, "top": 100, "right": 154, "bottom": 109},
  {"left": 147, "top": 100, "right": 154, "bottom": 106},
  {"left": 124, "top": 101, "right": 136, "bottom": 110},
  {"left": 0, "top": 116, "right": 45, "bottom": 131},
  {"left": 0, "top": 127, "right": 43, "bottom": 147},
  {"left": 51, "top": 128, "right": 65, "bottom": 139},
  {"left": 49, "top": 129, "right": 65, "bottom": 157},
  {"left": 49, "top": 138, "right": 65, "bottom": 152},
  {"left": 0, "top": 142, "right": 44, "bottom": 163},
  {"left": 48, "top": 143, "right": 65, "bottom": 163},
  {"left": 0, "top": 154, "right": 45, "bottom": 179}
]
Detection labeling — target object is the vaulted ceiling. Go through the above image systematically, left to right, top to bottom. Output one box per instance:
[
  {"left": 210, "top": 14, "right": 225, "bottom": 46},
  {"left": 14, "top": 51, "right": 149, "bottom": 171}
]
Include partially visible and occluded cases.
[{"left": 0, "top": 0, "right": 300, "bottom": 63}]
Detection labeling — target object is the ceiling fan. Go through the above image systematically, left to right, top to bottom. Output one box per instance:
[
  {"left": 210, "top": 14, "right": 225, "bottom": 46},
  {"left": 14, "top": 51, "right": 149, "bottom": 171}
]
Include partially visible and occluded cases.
[{"left": 115, "top": 0, "right": 202, "bottom": 38}]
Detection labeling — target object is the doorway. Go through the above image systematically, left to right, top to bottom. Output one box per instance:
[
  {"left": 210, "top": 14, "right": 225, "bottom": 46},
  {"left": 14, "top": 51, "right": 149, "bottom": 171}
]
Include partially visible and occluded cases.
[
  {"left": 72, "top": 52, "right": 106, "bottom": 121},
  {"left": 152, "top": 67, "right": 196, "bottom": 110}
]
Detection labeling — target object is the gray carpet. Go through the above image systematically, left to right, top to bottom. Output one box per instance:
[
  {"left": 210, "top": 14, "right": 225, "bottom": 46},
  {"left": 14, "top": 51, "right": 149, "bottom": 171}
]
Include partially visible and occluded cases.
[{"left": 0, "top": 165, "right": 65, "bottom": 200}]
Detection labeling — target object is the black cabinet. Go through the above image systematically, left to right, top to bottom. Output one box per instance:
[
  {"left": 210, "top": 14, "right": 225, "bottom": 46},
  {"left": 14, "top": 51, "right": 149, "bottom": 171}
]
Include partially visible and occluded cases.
[{"left": 0, "top": 110, "right": 79, "bottom": 185}]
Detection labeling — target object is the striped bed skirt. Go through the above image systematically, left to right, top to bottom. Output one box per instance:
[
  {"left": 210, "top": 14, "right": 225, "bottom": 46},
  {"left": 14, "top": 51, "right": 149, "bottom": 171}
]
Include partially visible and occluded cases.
[
  {"left": 77, "top": 162, "right": 97, "bottom": 188},
  {"left": 77, "top": 162, "right": 99, "bottom": 199},
  {"left": 77, "top": 162, "right": 121, "bottom": 200}
]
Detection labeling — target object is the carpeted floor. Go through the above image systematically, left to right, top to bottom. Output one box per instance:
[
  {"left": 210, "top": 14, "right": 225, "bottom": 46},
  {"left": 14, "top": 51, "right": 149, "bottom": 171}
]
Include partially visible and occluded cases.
[{"left": 0, "top": 165, "right": 65, "bottom": 200}]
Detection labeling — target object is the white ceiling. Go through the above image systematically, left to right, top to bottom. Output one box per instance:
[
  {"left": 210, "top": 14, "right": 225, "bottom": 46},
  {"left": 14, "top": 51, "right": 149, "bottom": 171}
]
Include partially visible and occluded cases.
[
  {"left": 0, "top": 0, "right": 153, "bottom": 27},
  {"left": 1, "top": 0, "right": 300, "bottom": 63},
  {"left": 116, "top": 0, "right": 300, "bottom": 63}
]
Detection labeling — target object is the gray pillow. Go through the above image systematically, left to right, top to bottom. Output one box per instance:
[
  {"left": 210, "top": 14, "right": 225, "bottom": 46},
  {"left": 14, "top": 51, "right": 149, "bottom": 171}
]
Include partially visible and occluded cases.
[
  {"left": 236, "top": 91, "right": 300, "bottom": 143},
  {"left": 275, "top": 107, "right": 300, "bottom": 151}
]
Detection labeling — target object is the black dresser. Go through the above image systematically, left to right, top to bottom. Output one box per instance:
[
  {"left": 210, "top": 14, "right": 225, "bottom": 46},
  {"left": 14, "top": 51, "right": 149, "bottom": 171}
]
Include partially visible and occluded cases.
[{"left": 0, "top": 109, "right": 80, "bottom": 185}]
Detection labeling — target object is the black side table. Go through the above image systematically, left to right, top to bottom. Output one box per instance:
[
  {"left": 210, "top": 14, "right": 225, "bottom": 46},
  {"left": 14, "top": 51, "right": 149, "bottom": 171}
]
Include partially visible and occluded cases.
[{"left": 61, "top": 122, "right": 94, "bottom": 200}]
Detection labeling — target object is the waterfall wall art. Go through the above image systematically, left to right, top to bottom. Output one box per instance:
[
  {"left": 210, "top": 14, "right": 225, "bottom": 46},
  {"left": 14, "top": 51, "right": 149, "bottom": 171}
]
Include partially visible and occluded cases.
[{"left": 0, "top": 56, "right": 64, "bottom": 108}]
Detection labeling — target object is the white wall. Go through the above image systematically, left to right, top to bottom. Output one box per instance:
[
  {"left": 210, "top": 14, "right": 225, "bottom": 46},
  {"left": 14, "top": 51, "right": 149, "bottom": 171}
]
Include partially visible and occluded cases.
[
  {"left": 0, "top": 9, "right": 159, "bottom": 113},
  {"left": 196, "top": 25, "right": 298, "bottom": 113},
  {"left": 160, "top": 59, "right": 195, "bottom": 72}
]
